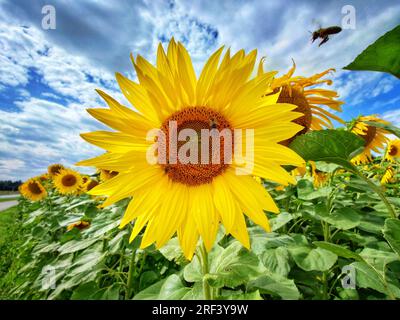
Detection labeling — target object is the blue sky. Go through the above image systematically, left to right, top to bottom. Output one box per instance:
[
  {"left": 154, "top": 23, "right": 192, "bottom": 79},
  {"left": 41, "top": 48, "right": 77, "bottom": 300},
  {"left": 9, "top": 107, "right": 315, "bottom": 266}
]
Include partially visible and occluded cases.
[{"left": 0, "top": 0, "right": 399, "bottom": 180}]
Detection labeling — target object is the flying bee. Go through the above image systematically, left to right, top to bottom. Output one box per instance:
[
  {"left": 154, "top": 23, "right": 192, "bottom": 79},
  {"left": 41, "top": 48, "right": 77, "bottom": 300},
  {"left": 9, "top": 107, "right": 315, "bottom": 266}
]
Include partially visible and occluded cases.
[{"left": 311, "top": 26, "right": 342, "bottom": 46}]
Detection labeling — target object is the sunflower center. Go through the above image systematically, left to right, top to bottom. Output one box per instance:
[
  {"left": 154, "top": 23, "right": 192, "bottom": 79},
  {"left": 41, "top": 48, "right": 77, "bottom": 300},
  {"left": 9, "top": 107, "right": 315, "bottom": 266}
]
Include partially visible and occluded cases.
[
  {"left": 277, "top": 85, "right": 312, "bottom": 145},
  {"left": 160, "top": 107, "right": 232, "bottom": 186},
  {"left": 362, "top": 126, "right": 377, "bottom": 147},
  {"left": 389, "top": 145, "right": 398, "bottom": 156},
  {"left": 62, "top": 174, "right": 77, "bottom": 187},
  {"left": 28, "top": 181, "right": 42, "bottom": 195}
]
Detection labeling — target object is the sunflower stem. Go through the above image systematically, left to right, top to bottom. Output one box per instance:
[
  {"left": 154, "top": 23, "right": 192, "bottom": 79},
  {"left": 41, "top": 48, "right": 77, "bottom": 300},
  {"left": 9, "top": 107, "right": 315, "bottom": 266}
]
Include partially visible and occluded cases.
[
  {"left": 199, "top": 242, "right": 212, "bottom": 300},
  {"left": 125, "top": 247, "right": 137, "bottom": 300}
]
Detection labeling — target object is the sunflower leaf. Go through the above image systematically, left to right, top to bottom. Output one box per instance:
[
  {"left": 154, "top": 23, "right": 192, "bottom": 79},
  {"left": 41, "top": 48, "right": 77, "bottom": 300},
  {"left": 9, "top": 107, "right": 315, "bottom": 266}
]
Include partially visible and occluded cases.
[
  {"left": 343, "top": 25, "right": 400, "bottom": 79},
  {"left": 289, "top": 129, "right": 364, "bottom": 171},
  {"left": 383, "top": 218, "right": 400, "bottom": 257}
]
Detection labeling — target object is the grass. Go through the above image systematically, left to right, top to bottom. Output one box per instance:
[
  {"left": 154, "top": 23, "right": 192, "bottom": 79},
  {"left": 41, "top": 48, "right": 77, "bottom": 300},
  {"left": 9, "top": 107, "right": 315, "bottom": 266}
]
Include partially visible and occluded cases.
[
  {"left": 0, "top": 197, "right": 19, "bottom": 203},
  {"left": 0, "top": 205, "right": 19, "bottom": 243}
]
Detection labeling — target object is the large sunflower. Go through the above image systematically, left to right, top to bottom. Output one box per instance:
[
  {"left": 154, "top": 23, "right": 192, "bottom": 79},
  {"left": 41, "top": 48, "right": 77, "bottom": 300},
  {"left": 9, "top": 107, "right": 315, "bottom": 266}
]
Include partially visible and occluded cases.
[
  {"left": 78, "top": 39, "right": 305, "bottom": 259},
  {"left": 258, "top": 60, "right": 344, "bottom": 145},
  {"left": 351, "top": 116, "right": 390, "bottom": 164},
  {"left": 385, "top": 139, "right": 400, "bottom": 162},
  {"left": 53, "top": 168, "right": 82, "bottom": 195},
  {"left": 99, "top": 169, "right": 118, "bottom": 181},
  {"left": 20, "top": 179, "right": 47, "bottom": 201}
]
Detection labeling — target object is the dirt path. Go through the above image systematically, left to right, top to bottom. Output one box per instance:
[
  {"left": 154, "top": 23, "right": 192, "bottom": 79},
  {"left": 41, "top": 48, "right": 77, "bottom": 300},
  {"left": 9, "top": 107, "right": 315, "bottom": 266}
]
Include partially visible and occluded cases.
[{"left": 0, "top": 201, "right": 18, "bottom": 211}]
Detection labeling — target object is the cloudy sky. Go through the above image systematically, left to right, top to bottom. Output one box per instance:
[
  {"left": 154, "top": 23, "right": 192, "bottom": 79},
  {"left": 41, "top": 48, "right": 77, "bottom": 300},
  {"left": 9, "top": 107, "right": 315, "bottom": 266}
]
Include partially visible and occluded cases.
[{"left": 0, "top": 0, "right": 399, "bottom": 181}]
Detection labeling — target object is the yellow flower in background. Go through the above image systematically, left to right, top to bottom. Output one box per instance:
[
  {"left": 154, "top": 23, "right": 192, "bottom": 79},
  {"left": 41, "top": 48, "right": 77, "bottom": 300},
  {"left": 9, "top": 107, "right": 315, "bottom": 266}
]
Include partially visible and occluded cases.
[
  {"left": 78, "top": 39, "right": 305, "bottom": 259},
  {"left": 258, "top": 60, "right": 344, "bottom": 145},
  {"left": 351, "top": 116, "right": 390, "bottom": 164},
  {"left": 385, "top": 139, "right": 400, "bottom": 162},
  {"left": 310, "top": 161, "right": 329, "bottom": 188},
  {"left": 47, "top": 164, "right": 65, "bottom": 177},
  {"left": 381, "top": 167, "right": 395, "bottom": 185},
  {"left": 53, "top": 168, "right": 82, "bottom": 195},
  {"left": 99, "top": 169, "right": 119, "bottom": 181},
  {"left": 20, "top": 179, "right": 47, "bottom": 201},
  {"left": 67, "top": 220, "right": 90, "bottom": 231}
]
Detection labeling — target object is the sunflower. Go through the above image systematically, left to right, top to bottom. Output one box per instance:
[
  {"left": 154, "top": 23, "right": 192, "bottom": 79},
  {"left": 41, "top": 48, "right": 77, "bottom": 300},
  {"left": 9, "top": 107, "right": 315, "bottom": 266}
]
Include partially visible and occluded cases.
[
  {"left": 77, "top": 39, "right": 305, "bottom": 259},
  {"left": 258, "top": 60, "right": 344, "bottom": 145},
  {"left": 350, "top": 116, "right": 390, "bottom": 164},
  {"left": 385, "top": 139, "right": 400, "bottom": 162},
  {"left": 310, "top": 161, "right": 329, "bottom": 188},
  {"left": 48, "top": 164, "right": 65, "bottom": 177},
  {"left": 381, "top": 167, "right": 395, "bottom": 185},
  {"left": 53, "top": 168, "right": 82, "bottom": 194},
  {"left": 99, "top": 169, "right": 119, "bottom": 181},
  {"left": 20, "top": 179, "right": 47, "bottom": 201},
  {"left": 67, "top": 220, "right": 90, "bottom": 231}
]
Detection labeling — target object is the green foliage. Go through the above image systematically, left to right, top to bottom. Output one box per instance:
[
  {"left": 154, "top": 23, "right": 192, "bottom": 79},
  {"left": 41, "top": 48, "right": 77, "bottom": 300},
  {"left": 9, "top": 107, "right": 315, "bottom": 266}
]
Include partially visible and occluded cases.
[{"left": 343, "top": 25, "right": 400, "bottom": 78}]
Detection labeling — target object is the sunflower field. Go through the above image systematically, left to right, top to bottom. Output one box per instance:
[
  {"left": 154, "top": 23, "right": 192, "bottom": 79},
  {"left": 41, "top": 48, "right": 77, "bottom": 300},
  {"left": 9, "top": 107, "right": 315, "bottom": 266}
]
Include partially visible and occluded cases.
[{"left": 1, "top": 27, "right": 400, "bottom": 301}]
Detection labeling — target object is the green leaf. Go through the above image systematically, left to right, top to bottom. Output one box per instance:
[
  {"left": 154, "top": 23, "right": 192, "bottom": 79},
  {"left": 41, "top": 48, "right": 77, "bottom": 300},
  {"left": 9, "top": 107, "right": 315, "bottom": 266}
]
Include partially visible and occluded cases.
[
  {"left": 343, "top": 25, "right": 400, "bottom": 78},
  {"left": 365, "top": 121, "right": 400, "bottom": 139},
  {"left": 289, "top": 130, "right": 364, "bottom": 170},
  {"left": 322, "top": 207, "right": 361, "bottom": 230},
  {"left": 270, "top": 212, "right": 294, "bottom": 231},
  {"left": 383, "top": 218, "right": 400, "bottom": 257},
  {"left": 159, "top": 237, "right": 187, "bottom": 265},
  {"left": 58, "top": 238, "right": 100, "bottom": 255},
  {"left": 313, "top": 241, "right": 363, "bottom": 261},
  {"left": 206, "top": 242, "right": 265, "bottom": 288},
  {"left": 288, "top": 245, "right": 337, "bottom": 271},
  {"left": 261, "top": 247, "right": 291, "bottom": 277},
  {"left": 359, "top": 248, "right": 399, "bottom": 270},
  {"left": 350, "top": 262, "right": 400, "bottom": 298},
  {"left": 139, "top": 271, "right": 159, "bottom": 291},
  {"left": 247, "top": 273, "right": 300, "bottom": 300},
  {"left": 158, "top": 274, "right": 191, "bottom": 300},
  {"left": 133, "top": 278, "right": 166, "bottom": 300},
  {"left": 71, "top": 281, "right": 100, "bottom": 300}
]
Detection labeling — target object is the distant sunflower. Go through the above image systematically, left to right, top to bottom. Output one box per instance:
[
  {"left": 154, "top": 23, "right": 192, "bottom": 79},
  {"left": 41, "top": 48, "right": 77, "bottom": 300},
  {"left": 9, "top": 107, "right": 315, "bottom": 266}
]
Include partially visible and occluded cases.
[
  {"left": 78, "top": 39, "right": 305, "bottom": 259},
  {"left": 258, "top": 60, "right": 344, "bottom": 145},
  {"left": 351, "top": 116, "right": 390, "bottom": 164},
  {"left": 385, "top": 139, "right": 400, "bottom": 162},
  {"left": 310, "top": 161, "right": 328, "bottom": 188},
  {"left": 48, "top": 164, "right": 65, "bottom": 177},
  {"left": 381, "top": 167, "right": 395, "bottom": 185},
  {"left": 53, "top": 168, "right": 82, "bottom": 194},
  {"left": 99, "top": 169, "right": 118, "bottom": 181},
  {"left": 38, "top": 173, "right": 50, "bottom": 182},
  {"left": 20, "top": 179, "right": 47, "bottom": 201},
  {"left": 67, "top": 220, "right": 90, "bottom": 231}
]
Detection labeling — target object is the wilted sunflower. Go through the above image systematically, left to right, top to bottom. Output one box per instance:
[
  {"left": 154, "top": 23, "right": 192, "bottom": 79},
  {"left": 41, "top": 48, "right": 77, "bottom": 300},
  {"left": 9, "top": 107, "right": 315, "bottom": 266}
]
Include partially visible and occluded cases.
[
  {"left": 78, "top": 39, "right": 305, "bottom": 259},
  {"left": 258, "top": 60, "right": 344, "bottom": 145},
  {"left": 351, "top": 116, "right": 390, "bottom": 164},
  {"left": 385, "top": 139, "right": 400, "bottom": 162},
  {"left": 48, "top": 164, "right": 65, "bottom": 177},
  {"left": 381, "top": 167, "right": 395, "bottom": 185},
  {"left": 53, "top": 168, "right": 82, "bottom": 194},
  {"left": 99, "top": 169, "right": 118, "bottom": 181},
  {"left": 20, "top": 179, "right": 47, "bottom": 201},
  {"left": 67, "top": 220, "right": 90, "bottom": 231}
]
